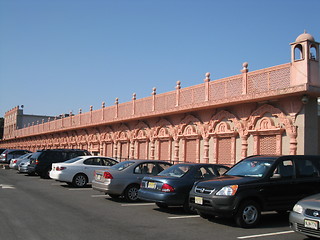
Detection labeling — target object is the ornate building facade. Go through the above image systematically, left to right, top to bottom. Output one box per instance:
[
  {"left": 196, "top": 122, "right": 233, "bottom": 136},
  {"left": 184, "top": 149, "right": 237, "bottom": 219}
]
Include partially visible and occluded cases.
[{"left": 1, "top": 33, "right": 320, "bottom": 165}]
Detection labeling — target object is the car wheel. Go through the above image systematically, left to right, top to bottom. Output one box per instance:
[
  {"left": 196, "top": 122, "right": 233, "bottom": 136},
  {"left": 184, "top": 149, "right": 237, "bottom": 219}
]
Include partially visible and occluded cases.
[
  {"left": 40, "top": 169, "right": 50, "bottom": 179},
  {"left": 72, "top": 174, "right": 88, "bottom": 188},
  {"left": 124, "top": 184, "right": 140, "bottom": 202},
  {"left": 235, "top": 200, "right": 261, "bottom": 228},
  {"left": 156, "top": 202, "right": 168, "bottom": 209}
]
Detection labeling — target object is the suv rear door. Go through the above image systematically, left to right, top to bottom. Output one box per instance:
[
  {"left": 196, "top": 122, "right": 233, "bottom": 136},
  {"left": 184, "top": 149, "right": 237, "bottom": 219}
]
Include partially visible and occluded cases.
[{"left": 294, "top": 157, "right": 320, "bottom": 199}]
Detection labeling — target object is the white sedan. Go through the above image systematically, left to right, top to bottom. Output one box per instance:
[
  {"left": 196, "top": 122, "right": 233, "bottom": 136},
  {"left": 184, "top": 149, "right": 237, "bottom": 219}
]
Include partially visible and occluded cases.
[{"left": 50, "top": 156, "right": 118, "bottom": 187}]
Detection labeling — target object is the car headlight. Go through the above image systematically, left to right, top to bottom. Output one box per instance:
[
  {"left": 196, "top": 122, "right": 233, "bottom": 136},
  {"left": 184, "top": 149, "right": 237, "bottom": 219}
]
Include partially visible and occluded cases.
[
  {"left": 216, "top": 185, "right": 238, "bottom": 196},
  {"left": 293, "top": 204, "right": 303, "bottom": 214}
]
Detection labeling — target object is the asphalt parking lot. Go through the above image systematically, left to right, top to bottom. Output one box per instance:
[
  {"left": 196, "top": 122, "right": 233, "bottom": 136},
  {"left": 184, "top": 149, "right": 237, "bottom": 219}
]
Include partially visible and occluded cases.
[{"left": 0, "top": 167, "right": 312, "bottom": 240}]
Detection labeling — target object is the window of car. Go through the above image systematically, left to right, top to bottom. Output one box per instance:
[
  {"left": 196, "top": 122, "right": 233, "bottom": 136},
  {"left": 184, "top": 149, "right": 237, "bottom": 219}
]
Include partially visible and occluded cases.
[
  {"left": 10, "top": 150, "right": 22, "bottom": 155},
  {"left": 31, "top": 151, "right": 42, "bottom": 160},
  {"left": 45, "top": 151, "right": 63, "bottom": 161},
  {"left": 68, "top": 152, "right": 81, "bottom": 160},
  {"left": 65, "top": 157, "right": 82, "bottom": 163},
  {"left": 101, "top": 158, "right": 118, "bottom": 166},
  {"left": 226, "top": 158, "right": 274, "bottom": 178},
  {"left": 295, "top": 159, "right": 319, "bottom": 178},
  {"left": 272, "top": 160, "right": 294, "bottom": 179},
  {"left": 110, "top": 161, "right": 134, "bottom": 171},
  {"left": 134, "top": 163, "right": 157, "bottom": 174},
  {"left": 158, "top": 163, "right": 172, "bottom": 172},
  {"left": 158, "top": 164, "right": 191, "bottom": 177},
  {"left": 196, "top": 166, "right": 217, "bottom": 178},
  {"left": 215, "top": 166, "right": 229, "bottom": 175}
]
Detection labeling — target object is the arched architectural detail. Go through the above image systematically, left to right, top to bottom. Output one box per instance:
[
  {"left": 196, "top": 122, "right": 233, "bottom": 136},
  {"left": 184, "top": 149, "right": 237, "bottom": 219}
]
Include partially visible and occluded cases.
[
  {"left": 294, "top": 44, "right": 303, "bottom": 61},
  {"left": 247, "top": 104, "right": 295, "bottom": 155},
  {"left": 209, "top": 110, "right": 240, "bottom": 165},
  {"left": 178, "top": 114, "right": 202, "bottom": 163},
  {"left": 178, "top": 114, "right": 201, "bottom": 135},
  {"left": 153, "top": 118, "right": 174, "bottom": 161},
  {"left": 132, "top": 121, "right": 150, "bottom": 160},
  {"left": 115, "top": 123, "right": 131, "bottom": 160},
  {"left": 100, "top": 126, "right": 115, "bottom": 157},
  {"left": 87, "top": 129, "right": 101, "bottom": 155},
  {"left": 76, "top": 130, "right": 89, "bottom": 150}
]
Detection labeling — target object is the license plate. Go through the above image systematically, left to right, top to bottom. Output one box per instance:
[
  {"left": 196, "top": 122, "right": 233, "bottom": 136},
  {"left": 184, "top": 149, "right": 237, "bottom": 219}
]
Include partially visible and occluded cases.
[
  {"left": 148, "top": 182, "right": 156, "bottom": 189},
  {"left": 195, "top": 196, "right": 203, "bottom": 205},
  {"left": 305, "top": 219, "right": 318, "bottom": 230}
]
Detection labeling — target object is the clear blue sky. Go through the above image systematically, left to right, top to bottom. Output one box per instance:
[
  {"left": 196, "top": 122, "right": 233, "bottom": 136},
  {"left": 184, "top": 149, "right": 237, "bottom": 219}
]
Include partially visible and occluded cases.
[{"left": 0, "top": 0, "right": 319, "bottom": 118}]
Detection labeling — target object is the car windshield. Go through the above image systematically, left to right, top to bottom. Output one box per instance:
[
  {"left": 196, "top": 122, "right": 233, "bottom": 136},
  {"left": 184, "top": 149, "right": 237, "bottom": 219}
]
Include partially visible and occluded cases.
[
  {"left": 64, "top": 157, "right": 83, "bottom": 163},
  {"left": 226, "top": 158, "right": 274, "bottom": 178},
  {"left": 110, "top": 161, "right": 135, "bottom": 171},
  {"left": 158, "top": 164, "right": 192, "bottom": 178}
]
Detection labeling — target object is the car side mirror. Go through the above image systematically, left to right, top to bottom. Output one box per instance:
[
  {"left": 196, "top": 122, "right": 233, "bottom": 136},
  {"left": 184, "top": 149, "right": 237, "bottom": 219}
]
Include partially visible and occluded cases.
[{"left": 271, "top": 173, "right": 281, "bottom": 179}]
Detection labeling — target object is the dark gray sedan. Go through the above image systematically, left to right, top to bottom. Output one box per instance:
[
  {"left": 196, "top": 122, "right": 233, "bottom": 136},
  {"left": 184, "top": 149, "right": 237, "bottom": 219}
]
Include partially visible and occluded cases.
[
  {"left": 92, "top": 160, "right": 172, "bottom": 202},
  {"left": 138, "top": 163, "right": 230, "bottom": 213},
  {"left": 290, "top": 193, "right": 320, "bottom": 239}
]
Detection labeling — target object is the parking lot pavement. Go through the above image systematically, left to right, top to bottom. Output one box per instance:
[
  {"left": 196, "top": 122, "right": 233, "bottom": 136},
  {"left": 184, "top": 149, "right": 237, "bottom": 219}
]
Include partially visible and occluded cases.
[{"left": 0, "top": 168, "right": 307, "bottom": 240}]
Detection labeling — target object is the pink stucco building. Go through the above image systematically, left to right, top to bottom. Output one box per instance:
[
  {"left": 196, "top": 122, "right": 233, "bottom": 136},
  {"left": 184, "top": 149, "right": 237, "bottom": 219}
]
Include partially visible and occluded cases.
[{"left": 1, "top": 32, "right": 319, "bottom": 165}]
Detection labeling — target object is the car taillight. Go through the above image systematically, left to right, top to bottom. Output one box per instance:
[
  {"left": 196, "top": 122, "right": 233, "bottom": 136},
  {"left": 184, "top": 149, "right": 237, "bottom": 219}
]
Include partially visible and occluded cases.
[
  {"left": 35, "top": 159, "right": 39, "bottom": 165},
  {"left": 13, "top": 160, "right": 17, "bottom": 163},
  {"left": 56, "top": 167, "right": 66, "bottom": 171},
  {"left": 103, "top": 172, "right": 113, "bottom": 179},
  {"left": 161, "top": 183, "right": 175, "bottom": 192}
]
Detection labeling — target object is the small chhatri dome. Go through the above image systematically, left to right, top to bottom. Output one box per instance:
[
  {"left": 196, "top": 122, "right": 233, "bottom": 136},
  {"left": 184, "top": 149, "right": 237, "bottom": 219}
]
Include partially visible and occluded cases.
[{"left": 296, "top": 31, "right": 315, "bottom": 42}]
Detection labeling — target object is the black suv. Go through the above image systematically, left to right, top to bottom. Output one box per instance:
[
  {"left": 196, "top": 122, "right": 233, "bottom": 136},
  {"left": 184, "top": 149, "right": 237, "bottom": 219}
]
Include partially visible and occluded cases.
[
  {"left": 28, "top": 149, "right": 91, "bottom": 178},
  {"left": 189, "top": 155, "right": 320, "bottom": 228}
]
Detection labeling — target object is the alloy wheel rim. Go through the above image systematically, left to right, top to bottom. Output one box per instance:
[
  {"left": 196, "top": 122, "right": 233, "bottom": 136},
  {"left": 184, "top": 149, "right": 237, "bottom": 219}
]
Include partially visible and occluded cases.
[
  {"left": 75, "top": 175, "right": 86, "bottom": 187},
  {"left": 128, "top": 187, "right": 138, "bottom": 200},
  {"left": 242, "top": 205, "right": 258, "bottom": 224}
]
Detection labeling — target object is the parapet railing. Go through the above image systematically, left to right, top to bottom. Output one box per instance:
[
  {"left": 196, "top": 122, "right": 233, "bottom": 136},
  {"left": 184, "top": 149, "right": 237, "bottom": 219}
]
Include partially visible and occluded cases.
[{"left": 8, "top": 63, "right": 293, "bottom": 139}]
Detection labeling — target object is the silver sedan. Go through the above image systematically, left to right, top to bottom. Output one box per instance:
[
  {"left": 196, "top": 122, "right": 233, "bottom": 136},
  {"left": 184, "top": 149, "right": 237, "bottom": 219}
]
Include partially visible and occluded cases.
[
  {"left": 92, "top": 160, "right": 172, "bottom": 202},
  {"left": 290, "top": 193, "right": 320, "bottom": 239}
]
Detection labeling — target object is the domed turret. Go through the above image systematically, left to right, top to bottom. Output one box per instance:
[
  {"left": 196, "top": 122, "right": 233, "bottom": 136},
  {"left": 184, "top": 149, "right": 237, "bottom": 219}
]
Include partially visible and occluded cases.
[
  {"left": 290, "top": 31, "right": 319, "bottom": 88},
  {"left": 295, "top": 31, "right": 315, "bottom": 42}
]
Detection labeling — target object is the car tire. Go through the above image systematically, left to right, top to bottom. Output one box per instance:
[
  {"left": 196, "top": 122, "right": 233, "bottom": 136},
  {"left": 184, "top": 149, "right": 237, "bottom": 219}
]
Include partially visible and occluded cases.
[
  {"left": 40, "top": 169, "right": 50, "bottom": 179},
  {"left": 72, "top": 174, "right": 88, "bottom": 188},
  {"left": 124, "top": 184, "right": 140, "bottom": 202},
  {"left": 235, "top": 200, "right": 261, "bottom": 228},
  {"left": 156, "top": 202, "right": 168, "bottom": 209}
]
